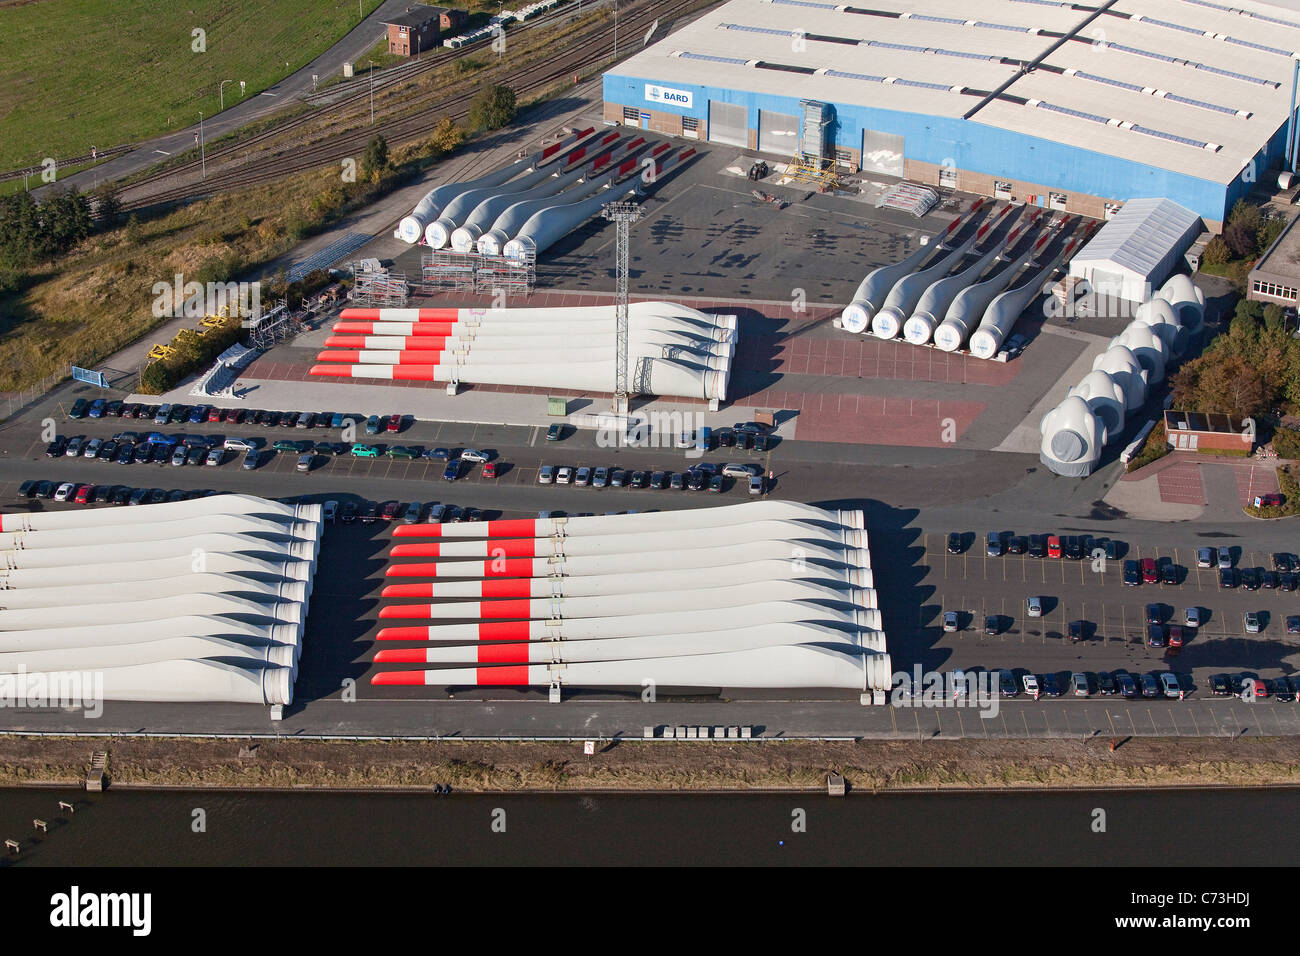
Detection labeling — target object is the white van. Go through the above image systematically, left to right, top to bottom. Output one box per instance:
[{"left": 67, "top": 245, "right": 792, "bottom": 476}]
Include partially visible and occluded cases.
[{"left": 224, "top": 437, "right": 256, "bottom": 452}]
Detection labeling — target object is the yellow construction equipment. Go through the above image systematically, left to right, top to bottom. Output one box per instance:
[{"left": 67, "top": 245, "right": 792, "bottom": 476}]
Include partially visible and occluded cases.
[{"left": 146, "top": 344, "right": 175, "bottom": 362}]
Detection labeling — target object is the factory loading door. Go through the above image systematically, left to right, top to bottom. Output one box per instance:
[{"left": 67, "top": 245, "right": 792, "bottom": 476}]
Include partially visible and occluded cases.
[
  {"left": 708, "top": 101, "right": 748, "bottom": 148},
  {"left": 758, "top": 110, "right": 799, "bottom": 156},
  {"left": 861, "top": 129, "right": 904, "bottom": 177}
]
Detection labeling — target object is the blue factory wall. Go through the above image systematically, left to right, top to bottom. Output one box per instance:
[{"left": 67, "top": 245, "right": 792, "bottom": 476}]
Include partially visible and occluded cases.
[{"left": 603, "top": 71, "right": 1276, "bottom": 225}]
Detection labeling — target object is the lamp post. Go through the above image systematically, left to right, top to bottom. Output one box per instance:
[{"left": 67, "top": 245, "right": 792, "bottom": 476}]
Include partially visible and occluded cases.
[
  {"left": 368, "top": 60, "right": 375, "bottom": 124},
  {"left": 219, "top": 79, "right": 233, "bottom": 111},
  {"left": 198, "top": 111, "right": 206, "bottom": 180}
]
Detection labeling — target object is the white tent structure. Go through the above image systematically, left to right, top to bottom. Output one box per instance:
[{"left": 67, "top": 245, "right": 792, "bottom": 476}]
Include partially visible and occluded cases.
[
  {"left": 1067, "top": 198, "right": 1201, "bottom": 305},
  {"left": 0, "top": 495, "right": 322, "bottom": 707},
  {"left": 370, "top": 502, "right": 892, "bottom": 695}
]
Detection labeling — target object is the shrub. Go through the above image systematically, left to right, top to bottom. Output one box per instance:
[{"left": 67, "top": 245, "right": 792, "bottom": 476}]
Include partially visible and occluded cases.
[
  {"left": 469, "top": 85, "right": 516, "bottom": 131},
  {"left": 1125, "top": 420, "right": 1169, "bottom": 472},
  {"left": 1272, "top": 427, "right": 1300, "bottom": 460}
]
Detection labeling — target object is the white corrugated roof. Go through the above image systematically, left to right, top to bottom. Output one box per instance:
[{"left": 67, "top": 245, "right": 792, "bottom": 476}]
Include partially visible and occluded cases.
[
  {"left": 610, "top": 0, "right": 1300, "bottom": 182},
  {"left": 1071, "top": 198, "right": 1201, "bottom": 277}
]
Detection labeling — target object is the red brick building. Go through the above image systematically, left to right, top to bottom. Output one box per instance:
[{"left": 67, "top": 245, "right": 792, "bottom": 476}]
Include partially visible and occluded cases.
[
  {"left": 382, "top": 5, "right": 467, "bottom": 57},
  {"left": 1164, "top": 410, "right": 1254, "bottom": 453}
]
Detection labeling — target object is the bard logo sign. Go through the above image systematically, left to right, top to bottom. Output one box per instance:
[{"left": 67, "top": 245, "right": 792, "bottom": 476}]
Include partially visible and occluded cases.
[{"left": 645, "top": 84, "right": 692, "bottom": 108}]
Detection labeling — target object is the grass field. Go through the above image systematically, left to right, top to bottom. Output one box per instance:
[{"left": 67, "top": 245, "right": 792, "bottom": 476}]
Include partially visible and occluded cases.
[{"left": 0, "top": 0, "right": 385, "bottom": 173}]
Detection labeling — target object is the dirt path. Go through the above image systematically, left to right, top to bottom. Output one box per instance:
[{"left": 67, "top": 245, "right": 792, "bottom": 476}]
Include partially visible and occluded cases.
[{"left": 4, "top": 734, "right": 1299, "bottom": 792}]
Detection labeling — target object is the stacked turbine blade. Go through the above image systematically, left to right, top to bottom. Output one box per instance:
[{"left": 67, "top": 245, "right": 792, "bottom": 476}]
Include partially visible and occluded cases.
[
  {"left": 312, "top": 300, "right": 737, "bottom": 402},
  {"left": 0, "top": 495, "right": 322, "bottom": 705},
  {"left": 370, "top": 501, "right": 892, "bottom": 691}
]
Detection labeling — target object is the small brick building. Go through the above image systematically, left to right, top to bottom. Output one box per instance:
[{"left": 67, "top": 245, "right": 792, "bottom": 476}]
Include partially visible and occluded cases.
[
  {"left": 383, "top": 6, "right": 467, "bottom": 56},
  {"left": 1164, "top": 410, "right": 1254, "bottom": 453}
]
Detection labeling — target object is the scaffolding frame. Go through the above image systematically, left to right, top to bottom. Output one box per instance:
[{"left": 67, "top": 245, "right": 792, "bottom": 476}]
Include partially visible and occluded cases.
[
  {"left": 601, "top": 201, "right": 642, "bottom": 414},
  {"left": 419, "top": 250, "right": 535, "bottom": 297},
  {"left": 348, "top": 263, "right": 410, "bottom": 306}
]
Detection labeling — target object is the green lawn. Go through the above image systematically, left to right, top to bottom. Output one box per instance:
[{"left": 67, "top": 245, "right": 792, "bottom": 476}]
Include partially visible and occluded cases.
[{"left": 0, "top": 0, "right": 385, "bottom": 173}]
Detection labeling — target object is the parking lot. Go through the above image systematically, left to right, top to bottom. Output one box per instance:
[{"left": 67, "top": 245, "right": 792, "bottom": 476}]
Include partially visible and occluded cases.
[{"left": 881, "top": 530, "right": 1300, "bottom": 703}]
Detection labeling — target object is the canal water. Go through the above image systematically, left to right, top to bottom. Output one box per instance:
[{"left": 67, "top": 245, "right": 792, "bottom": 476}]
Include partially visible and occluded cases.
[{"left": 0, "top": 786, "right": 1292, "bottom": 866}]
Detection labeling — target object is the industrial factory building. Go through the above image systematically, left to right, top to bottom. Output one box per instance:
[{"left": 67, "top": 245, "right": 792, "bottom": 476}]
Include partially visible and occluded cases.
[{"left": 603, "top": 0, "right": 1300, "bottom": 229}]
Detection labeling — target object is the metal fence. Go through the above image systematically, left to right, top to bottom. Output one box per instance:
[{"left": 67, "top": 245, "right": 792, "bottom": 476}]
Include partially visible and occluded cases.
[{"left": 0, "top": 369, "right": 75, "bottom": 425}]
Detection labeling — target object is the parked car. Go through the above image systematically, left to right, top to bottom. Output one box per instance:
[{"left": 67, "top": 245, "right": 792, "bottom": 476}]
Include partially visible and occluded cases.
[
  {"left": 68, "top": 398, "right": 89, "bottom": 419},
  {"left": 386, "top": 414, "right": 402, "bottom": 433},
  {"left": 365, "top": 415, "right": 381, "bottom": 436},
  {"left": 545, "top": 423, "right": 565, "bottom": 441},
  {"left": 45, "top": 436, "right": 67, "bottom": 457},
  {"left": 350, "top": 443, "right": 380, "bottom": 458},
  {"left": 386, "top": 446, "right": 419, "bottom": 459},
  {"left": 426, "top": 447, "right": 451, "bottom": 461},
  {"left": 205, "top": 448, "right": 224, "bottom": 466},
  {"left": 461, "top": 448, "right": 489, "bottom": 463},
  {"left": 242, "top": 450, "right": 262, "bottom": 470},
  {"left": 296, "top": 454, "right": 314, "bottom": 473},
  {"left": 442, "top": 460, "right": 460, "bottom": 481},
  {"left": 482, "top": 462, "right": 497, "bottom": 480},
  {"left": 538, "top": 465, "right": 555, "bottom": 485},
  {"left": 592, "top": 466, "right": 609, "bottom": 488},
  {"left": 556, "top": 467, "right": 573, "bottom": 485},
  {"left": 575, "top": 467, "right": 591, "bottom": 487},
  {"left": 648, "top": 471, "right": 666, "bottom": 489},
  {"left": 748, "top": 475, "right": 764, "bottom": 495},
  {"left": 53, "top": 481, "right": 77, "bottom": 502},
  {"left": 322, "top": 500, "right": 338, "bottom": 524},
  {"left": 340, "top": 501, "right": 358, "bottom": 523},
  {"left": 402, "top": 501, "right": 423, "bottom": 524},
  {"left": 947, "top": 532, "right": 963, "bottom": 554},
  {"left": 986, "top": 532, "right": 1004, "bottom": 557},
  {"left": 1028, "top": 535, "right": 1046, "bottom": 558},
  {"left": 1046, "top": 535, "right": 1061, "bottom": 558},
  {"left": 1007, "top": 536, "right": 1027, "bottom": 555},
  {"left": 1218, "top": 546, "right": 1232, "bottom": 569},
  {"left": 1197, "top": 547, "right": 1214, "bottom": 569},
  {"left": 1122, "top": 559, "right": 1140, "bottom": 586},
  {"left": 1160, "top": 562, "right": 1179, "bottom": 586},
  {"left": 1219, "top": 567, "right": 1236, "bottom": 589},
  {"left": 1242, "top": 567, "right": 1260, "bottom": 591},
  {"left": 1026, "top": 596, "right": 1043, "bottom": 618},
  {"left": 1185, "top": 606, "right": 1201, "bottom": 627},
  {"left": 1245, "top": 610, "right": 1262, "bottom": 634},
  {"left": 942, "top": 611, "right": 959, "bottom": 632},
  {"left": 1147, "top": 624, "right": 1165, "bottom": 648},
  {"left": 999, "top": 671, "right": 1019, "bottom": 697},
  {"left": 1097, "top": 671, "right": 1117, "bottom": 696},
  {"left": 1071, "top": 672, "right": 1089, "bottom": 697},
  {"left": 1159, "top": 672, "right": 1181, "bottom": 699},
  {"left": 1117, "top": 673, "right": 1138, "bottom": 698},
  {"left": 1140, "top": 673, "right": 1161, "bottom": 698},
  {"left": 1022, "top": 674, "right": 1040, "bottom": 696},
  {"left": 1040, "top": 674, "right": 1062, "bottom": 697},
  {"left": 1210, "top": 674, "right": 1231, "bottom": 697}
]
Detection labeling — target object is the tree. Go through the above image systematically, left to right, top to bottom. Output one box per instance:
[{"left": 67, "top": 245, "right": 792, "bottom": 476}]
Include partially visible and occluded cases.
[
  {"left": 468, "top": 85, "right": 516, "bottom": 131},
  {"left": 428, "top": 117, "right": 465, "bottom": 155},
  {"left": 361, "top": 135, "right": 390, "bottom": 181},
  {"left": 90, "top": 185, "right": 121, "bottom": 227},
  {"left": 1228, "top": 198, "right": 1261, "bottom": 237},
  {"left": 1223, "top": 222, "right": 1256, "bottom": 259},
  {"left": 1201, "top": 235, "right": 1230, "bottom": 267}
]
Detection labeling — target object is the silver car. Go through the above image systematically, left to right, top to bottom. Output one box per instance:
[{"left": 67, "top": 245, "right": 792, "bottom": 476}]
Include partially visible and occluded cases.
[
  {"left": 1218, "top": 546, "right": 1232, "bottom": 570},
  {"left": 1026, "top": 596, "right": 1043, "bottom": 617}
]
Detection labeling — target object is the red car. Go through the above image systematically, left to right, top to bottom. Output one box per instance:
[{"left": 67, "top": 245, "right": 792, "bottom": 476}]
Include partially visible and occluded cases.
[
  {"left": 207, "top": 406, "right": 224, "bottom": 423},
  {"left": 386, "top": 414, "right": 402, "bottom": 433},
  {"left": 482, "top": 461, "right": 497, "bottom": 479},
  {"left": 74, "top": 484, "right": 95, "bottom": 504},
  {"left": 381, "top": 500, "right": 401, "bottom": 521},
  {"left": 1047, "top": 535, "right": 1061, "bottom": 558},
  {"left": 1141, "top": 557, "right": 1158, "bottom": 584}
]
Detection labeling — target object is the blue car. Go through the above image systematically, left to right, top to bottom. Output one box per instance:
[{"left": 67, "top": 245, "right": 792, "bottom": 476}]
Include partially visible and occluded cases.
[
  {"left": 87, "top": 399, "right": 106, "bottom": 418},
  {"left": 188, "top": 405, "right": 209, "bottom": 424},
  {"left": 330, "top": 413, "right": 346, "bottom": 428},
  {"left": 442, "top": 460, "right": 460, "bottom": 481}
]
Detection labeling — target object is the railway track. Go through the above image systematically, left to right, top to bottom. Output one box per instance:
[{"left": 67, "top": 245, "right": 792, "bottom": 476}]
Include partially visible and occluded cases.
[{"left": 120, "top": 0, "right": 700, "bottom": 211}]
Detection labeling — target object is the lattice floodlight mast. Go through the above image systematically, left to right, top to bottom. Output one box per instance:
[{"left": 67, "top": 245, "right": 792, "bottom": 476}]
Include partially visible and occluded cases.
[{"left": 601, "top": 200, "right": 641, "bottom": 414}]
